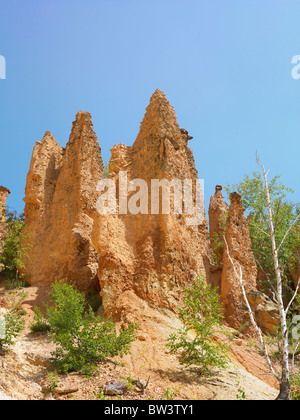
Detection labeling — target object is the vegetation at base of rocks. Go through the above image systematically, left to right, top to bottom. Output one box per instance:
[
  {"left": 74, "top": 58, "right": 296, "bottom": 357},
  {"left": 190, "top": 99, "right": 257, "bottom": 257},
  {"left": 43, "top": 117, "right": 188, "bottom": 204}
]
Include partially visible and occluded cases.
[
  {"left": 103, "top": 159, "right": 110, "bottom": 179},
  {"left": 225, "top": 172, "right": 300, "bottom": 302},
  {"left": 0, "top": 210, "right": 31, "bottom": 290},
  {"left": 166, "top": 276, "right": 228, "bottom": 375},
  {"left": 44, "top": 281, "right": 137, "bottom": 374},
  {"left": 86, "top": 289, "right": 102, "bottom": 313},
  {"left": 0, "top": 291, "right": 26, "bottom": 353},
  {"left": 30, "top": 306, "right": 51, "bottom": 333},
  {"left": 46, "top": 370, "right": 59, "bottom": 393},
  {"left": 290, "top": 370, "right": 300, "bottom": 400},
  {"left": 236, "top": 381, "right": 246, "bottom": 400},
  {"left": 95, "top": 388, "right": 110, "bottom": 400},
  {"left": 160, "top": 388, "right": 176, "bottom": 400}
]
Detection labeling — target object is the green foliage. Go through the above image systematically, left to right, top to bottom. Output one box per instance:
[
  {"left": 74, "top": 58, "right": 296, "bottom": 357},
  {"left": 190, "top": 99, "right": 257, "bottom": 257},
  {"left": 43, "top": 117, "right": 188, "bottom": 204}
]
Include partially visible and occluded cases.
[
  {"left": 103, "top": 160, "right": 110, "bottom": 179},
  {"left": 225, "top": 172, "right": 300, "bottom": 301},
  {"left": 0, "top": 210, "right": 31, "bottom": 289},
  {"left": 166, "top": 276, "right": 228, "bottom": 374},
  {"left": 46, "top": 281, "right": 137, "bottom": 374},
  {"left": 0, "top": 292, "right": 26, "bottom": 352},
  {"left": 30, "top": 306, "right": 51, "bottom": 333},
  {"left": 46, "top": 370, "right": 59, "bottom": 393},
  {"left": 290, "top": 371, "right": 300, "bottom": 400},
  {"left": 123, "top": 374, "right": 135, "bottom": 390},
  {"left": 236, "top": 381, "right": 246, "bottom": 400},
  {"left": 95, "top": 388, "right": 110, "bottom": 400},
  {"left": 160, "top": 388, "right": 176, "bottom": 400}
]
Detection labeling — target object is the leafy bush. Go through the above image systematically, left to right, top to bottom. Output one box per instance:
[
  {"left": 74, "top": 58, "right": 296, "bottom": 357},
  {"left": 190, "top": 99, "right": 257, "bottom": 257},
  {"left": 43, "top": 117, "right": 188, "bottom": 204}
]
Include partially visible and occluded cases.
[
  {"left": 225, "top": 172, "right": 300, "bottom": 299},
  {"left": 0, "top": 210, "right": 31, "bottom": 289},
  {"left": 166, "top": 276, "right": 228, "bottom": 374},
  {"left": 46, "top": 281, "right": 137, "bottom": 374},
  {"left": 0, "top": 292, "right": 26, "bottom": 352},
  {"left": 30, "top": 306, "right": 51, "bottom": 333},
  {"left": 290, "top": 372, "right": 300, "bottom": 400}
]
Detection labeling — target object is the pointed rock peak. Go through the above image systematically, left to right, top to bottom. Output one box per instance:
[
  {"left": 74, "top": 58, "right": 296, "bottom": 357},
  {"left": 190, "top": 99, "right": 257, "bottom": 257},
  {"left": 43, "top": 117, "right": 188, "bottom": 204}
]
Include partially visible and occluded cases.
[
  {"left": 150, "top": 88, "right": 168, "bottom": 102},
  {"left": 133, "top": 89, "right": 181, "bottom": 147},
  {"left": 74, "top": 110, "right": 92, "bottom": 125},
  {"left": 68, "top": 111, "right": 96, "bottom": 146},
  {"left": 40, "top": 131, "right": 59, "bottom": 146},
  {"left": 34, "top": 132, "right": 62, "bottom": 156},
  {"left": 214, "top": 185, "right": 224, "bottom": 197},
  {"left": 0, "top": 186, "right": 10, "bottom": 196},
  {"left": 229, "top": 192, "right": 242, "bottom": 204}
]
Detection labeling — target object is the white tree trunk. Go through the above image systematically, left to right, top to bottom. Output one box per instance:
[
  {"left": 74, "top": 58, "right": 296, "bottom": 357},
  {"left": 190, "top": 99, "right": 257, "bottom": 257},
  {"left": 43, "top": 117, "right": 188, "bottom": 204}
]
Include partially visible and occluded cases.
[{"left": 257, "top": 158, "right": 290, "bottom": 399}]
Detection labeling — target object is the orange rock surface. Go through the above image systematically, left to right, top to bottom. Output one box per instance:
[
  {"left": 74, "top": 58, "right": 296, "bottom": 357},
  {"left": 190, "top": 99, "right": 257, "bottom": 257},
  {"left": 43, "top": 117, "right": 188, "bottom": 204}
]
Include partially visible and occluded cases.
[
  {"left": 91, "top": 89, "right": 214, "bottom": 321},
  {"left": 22, "top": 112, "right": 104, "bottom": 291},
  {"left": 221, "top": 192, "right": 257, "bottom": 332}
]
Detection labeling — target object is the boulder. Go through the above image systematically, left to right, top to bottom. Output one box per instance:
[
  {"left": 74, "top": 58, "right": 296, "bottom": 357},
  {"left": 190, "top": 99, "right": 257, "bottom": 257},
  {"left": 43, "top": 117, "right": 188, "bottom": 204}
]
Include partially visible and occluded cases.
[
  {"left": 247, "top": 290, "right": 279, "bottom": 334},
  {"left": 104, "top": 380, "right": 128, "bottom": 396}
]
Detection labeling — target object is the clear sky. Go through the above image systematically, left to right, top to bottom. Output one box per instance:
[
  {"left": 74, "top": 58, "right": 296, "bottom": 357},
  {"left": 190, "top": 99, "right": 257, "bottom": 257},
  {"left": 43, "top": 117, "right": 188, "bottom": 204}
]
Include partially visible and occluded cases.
[{"left": 1, "top": 0, "right": 300, "bottom": 214}]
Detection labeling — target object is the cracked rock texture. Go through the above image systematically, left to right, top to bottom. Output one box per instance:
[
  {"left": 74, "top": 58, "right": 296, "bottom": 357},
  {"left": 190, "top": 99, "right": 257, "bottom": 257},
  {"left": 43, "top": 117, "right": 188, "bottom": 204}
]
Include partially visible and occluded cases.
[
  {"left": 91, "top": 89, "right": 214, "bottom": 321},
  {"left": 22, "top": 112, "right": 104, "bottom": 291}
]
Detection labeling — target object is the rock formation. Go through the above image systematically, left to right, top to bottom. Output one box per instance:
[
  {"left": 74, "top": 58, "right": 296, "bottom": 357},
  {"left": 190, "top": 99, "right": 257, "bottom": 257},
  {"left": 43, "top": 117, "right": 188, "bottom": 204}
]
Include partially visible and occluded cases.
[
  {"left": 91, "top": 89, "right": 214, "bottom": 321},
  {"left": 22, "top": 112, "right": 104, "bottom": 291},
  {"left": 22, "top": 132, "right": 64, "bottom": 284},
  {"left": 208, "top": 185, "right": 228, "bottom": 290},
  {"left": 208, "top": 185, "right": 228, "bottom": 268},
  {"left": 0, "top": 186, "right": 10, "bottom": 258},
  {"left": 221, "top": 192, "right": 257, "bottom": 332},
  {"left": 247, "top": 290, "right": 279, "bottom": 334}
]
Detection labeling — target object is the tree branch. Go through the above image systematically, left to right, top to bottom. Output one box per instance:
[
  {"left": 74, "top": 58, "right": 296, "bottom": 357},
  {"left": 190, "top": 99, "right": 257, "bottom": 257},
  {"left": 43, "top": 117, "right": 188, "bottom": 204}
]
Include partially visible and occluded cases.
[
  {"left": 277, "top": 214, "right": 300, "bottom": 254},
  {"left": 224, "top": 236, "right": 280, "bottom": 381},
  {"left": 285, "top": 268, "right": 300, "bottom": 317}
]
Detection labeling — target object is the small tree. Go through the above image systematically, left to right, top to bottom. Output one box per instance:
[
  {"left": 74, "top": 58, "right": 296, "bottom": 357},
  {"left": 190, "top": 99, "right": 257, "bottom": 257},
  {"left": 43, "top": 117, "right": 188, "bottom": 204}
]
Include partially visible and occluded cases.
[
  {"left": 224, "top": 156, "right": 300, "bottom": 400},
  {"left": 225, "top": 172, "right": 300, "bottom": 299},
  {"left": 0, "top": 210, "right": 31, "bottom": 288},
  {"left": 166, "top": 276, "right": 228, "bottom": 374},
  {"left": 46, "top": 281, "right": 137, "bottom": 374},
  {"left": 0, "top": 292, "right": 26, "bottom": 353}
]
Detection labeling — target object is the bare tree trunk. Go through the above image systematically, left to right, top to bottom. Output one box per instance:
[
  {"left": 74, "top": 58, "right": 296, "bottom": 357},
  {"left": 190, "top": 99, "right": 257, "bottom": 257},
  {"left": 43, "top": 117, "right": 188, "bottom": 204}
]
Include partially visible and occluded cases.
[{"left": 257, "top": 158, "right": 290, "bottom": 400}]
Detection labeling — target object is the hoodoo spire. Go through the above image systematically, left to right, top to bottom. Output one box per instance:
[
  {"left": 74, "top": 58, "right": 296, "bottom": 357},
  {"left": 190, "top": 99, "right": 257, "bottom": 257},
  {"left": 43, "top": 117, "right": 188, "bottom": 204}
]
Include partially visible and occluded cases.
[{"left": 133, "top": 89, "right": 182, "bottom": 148}]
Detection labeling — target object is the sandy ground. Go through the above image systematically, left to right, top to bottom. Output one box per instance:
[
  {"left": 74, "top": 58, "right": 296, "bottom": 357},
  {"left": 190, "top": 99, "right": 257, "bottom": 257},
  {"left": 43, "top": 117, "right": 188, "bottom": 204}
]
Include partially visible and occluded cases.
[{"left": 0, "top": 282, "right": 282, "bottom": 400}]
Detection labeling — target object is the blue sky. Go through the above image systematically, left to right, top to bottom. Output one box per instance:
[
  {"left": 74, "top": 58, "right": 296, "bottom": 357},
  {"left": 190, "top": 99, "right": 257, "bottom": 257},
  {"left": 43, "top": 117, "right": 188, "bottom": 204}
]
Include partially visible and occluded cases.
[{"left": 1, "top": 0, "right": 300, "bottom": 214}]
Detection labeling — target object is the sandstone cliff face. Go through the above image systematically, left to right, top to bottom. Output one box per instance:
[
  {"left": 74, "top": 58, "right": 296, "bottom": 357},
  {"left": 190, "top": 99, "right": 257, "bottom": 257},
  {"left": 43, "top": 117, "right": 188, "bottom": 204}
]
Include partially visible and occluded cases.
[
  {"left": 92, "top": 90, "right": 214, "bottom": 321},
  {"left": 23, "top": 112, "right": 104, "bottom": 291},
  {"left": 22, "top": 132, "right": 64, "bottom": 283},
  {"left": 208, "top": 185, "right": 228, "bottom": 267},
  {"left": 208, "top": 185, "right": 228, "bottom": 291},
  {"left": 0, "top": 186, "right": 10, "bottom": 257},
  {"left": 221, "top": 192, "right": 257, "bottom": 332},
  {"left": 247, "top": 290, "right": 279, "bottom": 334}
]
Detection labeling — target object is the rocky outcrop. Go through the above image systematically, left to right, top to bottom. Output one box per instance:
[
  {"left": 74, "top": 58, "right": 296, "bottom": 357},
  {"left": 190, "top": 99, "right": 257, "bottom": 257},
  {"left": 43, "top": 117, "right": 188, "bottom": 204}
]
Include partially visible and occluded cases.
[
  {"left": 92, "top": 89, "right": 214, "bottom": 321},
  {"left": 23, "top": 112, "right": 104, "bottom": 291},
  {"left": 22, "top": 132, "right": 64, "bottom": 284},
  {"left": 208, "top": 185, "right": 228, "bottom": 291},
  {"left": 209, "top": 185, "right": 228, "bottom": 268},
  {"left": 0, "top": 186, "right": 10, "bottom": 258},
  {"left": 221, "top": 192, "right": 257, "bottom": 332},
  {"left": 247, "top": 290, "right": 279, "bottom": 334}
]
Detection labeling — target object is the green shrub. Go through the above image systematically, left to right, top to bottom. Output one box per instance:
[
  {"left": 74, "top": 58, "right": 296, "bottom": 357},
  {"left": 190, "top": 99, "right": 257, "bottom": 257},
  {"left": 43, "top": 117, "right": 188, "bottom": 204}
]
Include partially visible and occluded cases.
[
  {"left": 0, "top": 210, "right": 31, "bottom": 289},
  {"left": 166, "top": 276, "right": 228, "bottom": 374},
  {"left": 46, "top": 281, "right": 137, "bottom": 374},
  {"left": 0, "top": 292, "right": 26, "bottom": 352},
  {"left": 30, "top": 306, "right": 51, "bottom": 333},
  {"left": 291, "top": 372, "right": 300, "bottom": 400}
]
